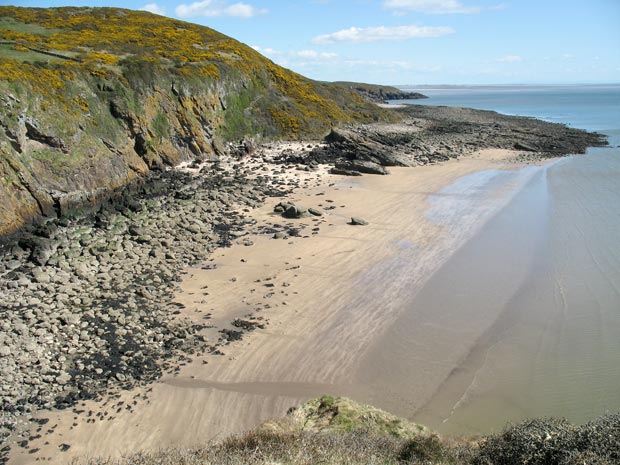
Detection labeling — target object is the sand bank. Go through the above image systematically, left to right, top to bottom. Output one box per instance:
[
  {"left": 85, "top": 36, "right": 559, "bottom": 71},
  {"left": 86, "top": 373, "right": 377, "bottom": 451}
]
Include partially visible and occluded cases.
[{"left": 10, "top": 148, "right": 542, "bottom": 464}]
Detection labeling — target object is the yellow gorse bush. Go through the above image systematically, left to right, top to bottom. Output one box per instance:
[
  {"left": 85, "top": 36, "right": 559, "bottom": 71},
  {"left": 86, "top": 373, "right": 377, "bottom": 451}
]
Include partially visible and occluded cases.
[{"left": 0, "top": 6, "right": 384, "bottom": 138}]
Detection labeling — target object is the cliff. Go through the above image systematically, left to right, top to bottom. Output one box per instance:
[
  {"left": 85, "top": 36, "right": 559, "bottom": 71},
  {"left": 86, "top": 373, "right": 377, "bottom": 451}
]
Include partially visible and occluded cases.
[{"left": 0, "top": 6, "right": 389, "bottom": 236}]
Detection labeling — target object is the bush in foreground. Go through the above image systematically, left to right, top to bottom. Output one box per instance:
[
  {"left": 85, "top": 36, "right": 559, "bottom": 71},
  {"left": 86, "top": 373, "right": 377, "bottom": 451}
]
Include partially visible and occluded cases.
[{"left": 474, "top": 413, "right": 619, "bottom": 465}]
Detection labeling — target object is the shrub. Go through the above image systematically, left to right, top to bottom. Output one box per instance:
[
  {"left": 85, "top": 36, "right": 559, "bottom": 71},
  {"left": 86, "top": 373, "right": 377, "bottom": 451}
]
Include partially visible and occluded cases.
[
  {"left": 574, "top": 413, "right": 620, "bottom": 461},
  {"left": 472, "top": 418, "right": 578, "bottom": 465},
  {"left": 398, "top": 434, "right": 454, "bottom": 464}
]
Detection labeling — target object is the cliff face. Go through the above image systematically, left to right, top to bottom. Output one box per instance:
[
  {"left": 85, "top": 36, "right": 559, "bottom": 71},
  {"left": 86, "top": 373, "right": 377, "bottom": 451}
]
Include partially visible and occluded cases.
[{"left": 0, "top": 6, "right": 388, "bottom": 236}]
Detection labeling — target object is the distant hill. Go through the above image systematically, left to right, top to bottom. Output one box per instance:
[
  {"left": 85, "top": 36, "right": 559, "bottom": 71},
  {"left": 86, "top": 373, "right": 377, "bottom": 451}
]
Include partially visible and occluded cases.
[
  {"left": 0, "top": 6, "right": 392, "bottom": 235},
  {"left": 331, "top": 81, "right": 427, "bottom": 103}
]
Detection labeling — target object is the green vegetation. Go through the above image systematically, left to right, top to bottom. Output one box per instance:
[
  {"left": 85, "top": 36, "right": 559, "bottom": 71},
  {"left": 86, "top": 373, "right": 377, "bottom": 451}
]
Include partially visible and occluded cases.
[
  {"left": 0, "top": 6, "right": 389, "bottom": 139},
  {"left": 151, "top": 112, "right": 170, "bottom": 140},
  {"left": 261, "top": 395, "right": 430, "bottom": 440}
]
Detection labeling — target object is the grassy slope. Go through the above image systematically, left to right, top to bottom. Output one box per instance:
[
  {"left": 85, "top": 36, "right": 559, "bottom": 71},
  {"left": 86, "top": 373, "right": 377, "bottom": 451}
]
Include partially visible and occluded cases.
[
  {"left": 0, "top": 6, "right": 391, "bottom": 235},
  {"left": 0, "top": 6, "right": 388, "bottom": 139}
]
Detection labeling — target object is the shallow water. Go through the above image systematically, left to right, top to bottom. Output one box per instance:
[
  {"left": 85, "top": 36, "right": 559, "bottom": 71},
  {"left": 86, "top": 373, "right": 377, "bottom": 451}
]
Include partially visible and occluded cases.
[
  {"left": 376, "top": 87, "right": 620, "bottom": 433},
  {"left": 409, "top": 148, "right": 619, "bottom": 432}
]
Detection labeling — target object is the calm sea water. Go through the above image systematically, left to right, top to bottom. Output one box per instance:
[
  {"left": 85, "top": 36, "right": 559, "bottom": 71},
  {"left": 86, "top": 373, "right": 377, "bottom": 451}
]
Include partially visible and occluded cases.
[
  {"left": 398, "top": 85, "right": 620, "bottom": 136},
  {"left": 388, "top": 86, "right": 620, "bottom": 433}
]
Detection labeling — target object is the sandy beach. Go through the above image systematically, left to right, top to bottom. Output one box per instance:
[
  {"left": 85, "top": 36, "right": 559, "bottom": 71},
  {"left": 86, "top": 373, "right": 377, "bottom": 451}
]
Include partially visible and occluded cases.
[{"left": 9, "top": 147, "right": 545, "bottom": 464}]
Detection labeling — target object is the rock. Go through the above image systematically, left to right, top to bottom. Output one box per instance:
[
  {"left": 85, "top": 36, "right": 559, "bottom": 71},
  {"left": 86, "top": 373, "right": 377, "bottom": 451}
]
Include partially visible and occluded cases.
[
  {"left": 514, "top": 141, "right": 537, "bottom": 151},
  {"left": 334, "top": 160, "right": 389, "bottom": 175},
  {"left": 330, "top": 167, "right": 363, "bottom": 176},
  {"left": 126, "top": 199, "right": 143, "bottom": 213},
  {"left": 283, "top": 205, "right": 308, "bottom": 219},
  {"left": 308, "top": 208, "right": 323, "bottom": 217},
  {"left": 349, "top": 217, "right": 368, "bottom": 226},
  {"left": 128, "top": 224, "right": 145, "bottom": 237},
  {"left": 32, "top": 247, "right": 54, "bottom": 266},
  {"left": 33, "top": 271, "right": 51, "bottom": 284},
  {"left": 56, "top": 373, "right": 71, "bottom": 385}
]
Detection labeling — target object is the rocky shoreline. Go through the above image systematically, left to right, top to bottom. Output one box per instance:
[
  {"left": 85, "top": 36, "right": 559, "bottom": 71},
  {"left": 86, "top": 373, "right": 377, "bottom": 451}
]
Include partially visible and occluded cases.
[
  {"left": 287, "top": 105, "right": 608, "bottom": 176},
  {"left": 0, "top": 106, "right": 608, "bottom": 463},
  {"left": 0, "top": 160, "right": 292, "bottom": 462}
]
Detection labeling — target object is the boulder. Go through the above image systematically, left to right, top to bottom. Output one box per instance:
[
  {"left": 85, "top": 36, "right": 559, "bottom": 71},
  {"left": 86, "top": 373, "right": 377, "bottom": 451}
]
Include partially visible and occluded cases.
[
  {"left": 514, "top": 141, "right": 537, "bottom": 152},
  {"left": 334, "top": 160, "right": 389, "bottom": 175},
  {"left": 330, "top": 167, "right": 362, "bottom": 176},
  {"left": 283, "top": 205, "right": 308, "bottom": 219},
  {"left": 349, "top": 217, "right": 368, "bottom": 226}
]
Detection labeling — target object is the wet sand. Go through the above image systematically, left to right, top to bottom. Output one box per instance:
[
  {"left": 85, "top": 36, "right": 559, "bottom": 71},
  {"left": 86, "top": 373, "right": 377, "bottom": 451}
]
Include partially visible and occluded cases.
[
  {"left": 412, "top": 147, "right": 620, "bottom": 434},
  {"left": 10, "top": 148, "right": 545, "bottom": 464}
]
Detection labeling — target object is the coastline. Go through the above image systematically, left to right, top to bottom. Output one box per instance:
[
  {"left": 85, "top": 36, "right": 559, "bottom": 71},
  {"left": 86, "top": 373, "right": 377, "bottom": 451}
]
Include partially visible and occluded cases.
[{"left": 7, "top": 147, "right": 547, "bottom": 464}]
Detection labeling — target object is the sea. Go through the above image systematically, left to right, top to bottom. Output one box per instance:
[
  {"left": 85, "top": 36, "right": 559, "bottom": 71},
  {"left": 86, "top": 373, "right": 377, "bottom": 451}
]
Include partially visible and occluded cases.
[{"left": 384, "top": 85, "right": 620, "bottom": 434}]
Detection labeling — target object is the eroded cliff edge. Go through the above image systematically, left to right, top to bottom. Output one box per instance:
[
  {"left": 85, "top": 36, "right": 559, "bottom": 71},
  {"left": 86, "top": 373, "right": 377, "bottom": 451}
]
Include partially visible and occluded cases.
[{"left": 0, "top": 6, "right": 390, "bottom": 237}]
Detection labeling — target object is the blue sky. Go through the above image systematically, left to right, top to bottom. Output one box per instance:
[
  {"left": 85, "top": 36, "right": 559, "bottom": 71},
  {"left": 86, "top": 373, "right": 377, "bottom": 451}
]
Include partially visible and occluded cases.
[{"left": 5, "top": 0, "right": 620, "bottom": 85}]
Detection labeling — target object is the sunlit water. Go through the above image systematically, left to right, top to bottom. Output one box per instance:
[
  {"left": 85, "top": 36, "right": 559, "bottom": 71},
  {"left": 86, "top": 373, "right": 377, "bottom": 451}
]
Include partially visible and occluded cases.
[{"left": 382, "top": 86, "right": 620, "bottom": 433}]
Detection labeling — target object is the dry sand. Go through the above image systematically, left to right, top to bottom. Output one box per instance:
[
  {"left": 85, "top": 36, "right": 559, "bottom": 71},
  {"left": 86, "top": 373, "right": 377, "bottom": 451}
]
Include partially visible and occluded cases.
[{"left": 10, "top": 148, "right": 538, "bottom": 464}]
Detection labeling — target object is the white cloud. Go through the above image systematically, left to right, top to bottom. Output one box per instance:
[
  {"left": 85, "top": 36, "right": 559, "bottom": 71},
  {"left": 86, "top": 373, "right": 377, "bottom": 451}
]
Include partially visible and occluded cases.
[
  {"left": 175, "top": 0, "right": 267, "bottom": 18},
  {"left": 384, "top": 0, "right": 480, "bottom": 14},
  {"left": 140, "top": 3, "right": 166, "bottom": 15},
  {"left": 312, "top": 24, "right": 454, "bottom": 44},
  {"left": 251, "top": 45, "right": 279, "bottom": 55},
  {"left": 251, "top": 46, "right": 338, "bottom": 67},
  {"left": 295, "top": 50, "right": 338, "bottom": 59},
  {"left": 497, "top": 55, "right": 522, "bottom": 62}
]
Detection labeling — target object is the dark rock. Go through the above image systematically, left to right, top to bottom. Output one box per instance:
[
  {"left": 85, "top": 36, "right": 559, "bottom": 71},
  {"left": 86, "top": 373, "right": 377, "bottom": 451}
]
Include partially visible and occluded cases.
[
  {"left": 514, "top": 142, "right": 537, "bottom": 151},
  {"left": 334, "top": 160, "right": 389, "bottom": 175},
  {"left": 330, "top": 167, "right": 362, "bottom": 176},
  {"left": 126, "top": 199, "right": 143, "bottom": 213},
  {"left": 283, "top": 205, "right": 308, "bottom": 219},
  {"left": 308, "top": 208, "right": 323, "bottom": 217},
  {"left": 349, "top": 217, "right": 368, "bottom": 226},
  {"left": 128, "top": 224, "right": 145, "bottom": 237},
  {"left": 220, "top": 329, "right": 243, "bottom": 342}
]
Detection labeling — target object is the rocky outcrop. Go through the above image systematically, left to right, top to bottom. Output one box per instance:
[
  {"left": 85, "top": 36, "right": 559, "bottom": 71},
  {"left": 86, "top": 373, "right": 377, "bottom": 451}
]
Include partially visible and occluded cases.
[{"left": 285, "top": 106, "right": 607, "bottom": 175}]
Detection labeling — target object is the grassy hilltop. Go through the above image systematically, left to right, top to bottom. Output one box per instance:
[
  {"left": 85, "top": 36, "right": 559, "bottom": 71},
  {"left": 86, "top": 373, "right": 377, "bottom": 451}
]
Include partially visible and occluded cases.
[{"left": 0, "top": 6, "right": 389, "bottom": 235}]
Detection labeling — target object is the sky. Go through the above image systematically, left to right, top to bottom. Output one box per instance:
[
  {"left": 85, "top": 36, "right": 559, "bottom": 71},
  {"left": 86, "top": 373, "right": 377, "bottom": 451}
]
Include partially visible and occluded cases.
[{"left": 4, "top": 0, "right": 620, "bottom": 85}]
